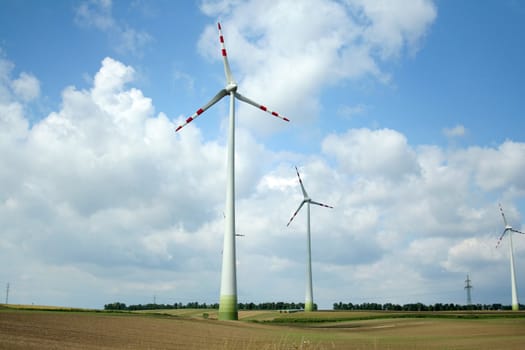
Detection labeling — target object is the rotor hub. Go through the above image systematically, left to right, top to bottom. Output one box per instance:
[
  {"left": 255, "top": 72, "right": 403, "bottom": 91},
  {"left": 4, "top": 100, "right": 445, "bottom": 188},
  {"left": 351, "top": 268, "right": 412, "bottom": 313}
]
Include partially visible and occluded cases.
[{"left": 226, "top": 82, "right": 237, "bottom": 93}]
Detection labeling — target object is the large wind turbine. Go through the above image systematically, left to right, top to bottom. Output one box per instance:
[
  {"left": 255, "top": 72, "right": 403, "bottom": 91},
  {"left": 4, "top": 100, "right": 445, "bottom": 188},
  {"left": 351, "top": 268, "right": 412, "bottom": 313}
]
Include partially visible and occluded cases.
[
  {"left": 175, "top": 23, "right": 289, "bottom": 321},
  {"left": 287, "top": 166, "right": 333, "bottom": 312},
  {"left": 495, "top": 204, "right": 524, "bottom": 311}
]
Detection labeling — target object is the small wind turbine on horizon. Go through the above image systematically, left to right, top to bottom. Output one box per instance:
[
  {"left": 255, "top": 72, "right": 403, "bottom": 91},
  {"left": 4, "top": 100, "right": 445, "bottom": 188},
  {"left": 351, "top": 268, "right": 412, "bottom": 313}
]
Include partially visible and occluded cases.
[
  {"left": 175, "top": 23, "right": 289, "bottom": 321},
  {"left": 287, "top": 166, "right": 333, "bottom": 312},
  {"left": 495, "top": 203, "right": 524, "bottom": 311}
]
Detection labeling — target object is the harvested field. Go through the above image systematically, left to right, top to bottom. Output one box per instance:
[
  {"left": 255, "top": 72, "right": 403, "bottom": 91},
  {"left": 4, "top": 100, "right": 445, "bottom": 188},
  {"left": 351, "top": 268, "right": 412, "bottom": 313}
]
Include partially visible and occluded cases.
[{"left": 1, "top": 307, "right": 524, "bottom": 349}]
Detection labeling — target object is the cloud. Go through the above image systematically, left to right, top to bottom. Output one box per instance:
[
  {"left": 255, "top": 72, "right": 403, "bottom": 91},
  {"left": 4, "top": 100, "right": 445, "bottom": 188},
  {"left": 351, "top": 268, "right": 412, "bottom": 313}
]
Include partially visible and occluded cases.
[
  {"left": 75, "top": 0, "right": 152, "bottom": 55},
  {"left": 75, "top": 0, "right": 114, "bottom": 31},
  {"left": 197, "top": 0, "right": 437, "bottom": 131},
  {"left": 348, "top": 0, "right": 438, "bottom": 59},
  {"left": 2, "top": 33, "right": 525, "bottom": 308},
  {"left": 1, "top": 54, "right": 302, "bottom": 306},
  {"left": 0, "top": 56, "right": 40, "bottom": 104},
  {"left": 0, "top": 57, "right": 32, "bottom": 141},
  {"left": 173, "top": 70, "right": 195, "bottom": 93},
  {"left": 11, "top": 72, "right": 40, "bottom": 101},
  {"left": 337, "top": 104, "right": 367, "bottom": 119},
  {"left": 443, "top": 124, "right": 466, "bottom": 137},
  {"left": 322, "top": 128, "right": 420, "bottom": 180},
  {"left": 451, "top": 141, "right": 525, "bottom": 192},
  {"left": 442, "top": 237, "right": 501, "bottom": 273}
]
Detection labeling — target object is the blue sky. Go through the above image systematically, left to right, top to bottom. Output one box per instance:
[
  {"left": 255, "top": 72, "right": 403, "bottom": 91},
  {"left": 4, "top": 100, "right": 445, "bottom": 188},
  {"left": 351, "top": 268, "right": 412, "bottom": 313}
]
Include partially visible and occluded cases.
[
  {"left": 1, "top": 0, "right": 525, "bottom": 309},
  {"left": 2, "top": 0, "right": 524, "bottom": 148}
]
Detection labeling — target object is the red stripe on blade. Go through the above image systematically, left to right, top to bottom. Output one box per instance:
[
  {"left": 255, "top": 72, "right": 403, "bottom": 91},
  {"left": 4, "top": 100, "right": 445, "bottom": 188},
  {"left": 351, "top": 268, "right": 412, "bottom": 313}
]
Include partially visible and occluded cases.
[
  {"left": 222, "top": 49, "right": 227, "bottom": 56},
  {"left": 260, "top": 106, "right": 267, "bottom": 111},
  {"left": 196, "top": 108, "right": 204, "bottom": 115},
  {"left": 271, "top": 112, "right": 279, "bottom": 116},
  {"left": 186, "top": 117, "right": 193, "bottom": 123},
  {"left": 283, "top": 117, "right": 290, "bottom": 122},
  {"left": 175, "top": 126, "right": 182, "bottom": 132}
]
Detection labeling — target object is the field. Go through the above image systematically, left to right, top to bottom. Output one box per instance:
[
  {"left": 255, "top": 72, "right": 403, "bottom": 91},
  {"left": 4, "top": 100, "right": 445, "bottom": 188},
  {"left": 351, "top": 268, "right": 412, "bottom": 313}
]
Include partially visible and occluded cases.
[{"left": 1, "top": 305, "right": 525, "bottom": 349}]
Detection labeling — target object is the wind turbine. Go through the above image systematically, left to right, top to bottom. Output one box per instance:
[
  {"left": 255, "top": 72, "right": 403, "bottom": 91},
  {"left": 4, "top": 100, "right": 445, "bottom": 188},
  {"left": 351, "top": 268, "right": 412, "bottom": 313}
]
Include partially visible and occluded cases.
[
  {"left": 175, "top": 23, "right": 289, "bottom": 320},
  {"left": 287, "top": 166, "right": 333, "bottom": 312},
  {"left": 495, "top": 203, "right": 524, "bottom": 311}
]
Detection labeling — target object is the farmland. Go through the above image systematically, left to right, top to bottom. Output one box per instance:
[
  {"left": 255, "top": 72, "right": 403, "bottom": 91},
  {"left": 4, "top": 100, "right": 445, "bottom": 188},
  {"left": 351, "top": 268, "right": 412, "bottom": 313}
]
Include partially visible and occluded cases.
[{"left": 1, "top": 305, "right": 524, "bottom": 349}]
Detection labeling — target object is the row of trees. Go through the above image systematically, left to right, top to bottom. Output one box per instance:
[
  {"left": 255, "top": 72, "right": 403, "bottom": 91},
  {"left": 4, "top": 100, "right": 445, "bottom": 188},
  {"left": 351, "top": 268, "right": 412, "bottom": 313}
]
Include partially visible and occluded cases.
[
  {"left": 104, "top": 301, "right": 314, "bottom": 311},
  {"left": 105, "top": 301, "right": 522, "bottom": 311},
  {"left": 104, "top": 302, "right": 218, "bottom": 310},
  {"left": 238, "top": 302, "right": 314, "bottom": 310},
  {"left": 333, "top": 302, "right": 523, "bottom": 311}
]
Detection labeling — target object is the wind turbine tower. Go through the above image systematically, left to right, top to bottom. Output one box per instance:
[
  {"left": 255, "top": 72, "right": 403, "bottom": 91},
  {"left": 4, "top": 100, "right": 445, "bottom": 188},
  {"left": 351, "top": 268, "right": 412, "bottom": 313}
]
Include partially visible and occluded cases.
[
  {"left": 175, "top": 23, "right": 289, "bottom": 320},
  {"left": 287, "top": 166, "right": 333, "bottom": 312},
  {"left": 496, "top": 204, "right": 524, "bottom": 311},
  {"left": 464, "top": 274, "right": 472, "bottom": 306}
]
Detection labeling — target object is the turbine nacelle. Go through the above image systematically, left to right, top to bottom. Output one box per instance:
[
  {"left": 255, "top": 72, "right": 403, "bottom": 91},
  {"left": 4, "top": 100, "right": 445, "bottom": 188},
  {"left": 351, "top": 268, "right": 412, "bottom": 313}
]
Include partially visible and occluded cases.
[{"left": 225, "top": 82, "right": 238, "bottom": 93}]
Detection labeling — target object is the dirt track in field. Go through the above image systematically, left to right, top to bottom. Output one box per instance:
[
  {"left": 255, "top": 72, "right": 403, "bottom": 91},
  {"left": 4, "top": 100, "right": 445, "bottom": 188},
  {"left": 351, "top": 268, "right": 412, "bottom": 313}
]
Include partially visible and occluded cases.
[{"left": 1, "top": 309, "right": 525, "bottom": 349}]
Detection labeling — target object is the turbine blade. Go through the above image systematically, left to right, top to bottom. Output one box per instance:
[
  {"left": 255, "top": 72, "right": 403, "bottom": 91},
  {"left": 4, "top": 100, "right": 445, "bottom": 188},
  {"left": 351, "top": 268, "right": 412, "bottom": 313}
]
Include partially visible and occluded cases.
[
  {"left": 217, "top": 22, "right": 235, "bottom": 85},
  {"left": 175, "top": 89, "right": 228, "bottom": 132},
  {"left": 235, "top": 92, "right": 290, "bottom": 122},
  {"left": 295, "top": 166, "right": 308, "bottom": 199},
  {"left": 287, "top": 200, "right": 306, "bottom": 227},
  {"left": 310, "top": 200, "right": 334, "bottom": 209},
  {"left": 499, "top": 203, "right": 509, "bottom": 227},
  {"left": 496, "top": 229, "right": 508, "bottom": 248},
  {"left": 510, "top": 229, "right": 525, "bottom": 235}
]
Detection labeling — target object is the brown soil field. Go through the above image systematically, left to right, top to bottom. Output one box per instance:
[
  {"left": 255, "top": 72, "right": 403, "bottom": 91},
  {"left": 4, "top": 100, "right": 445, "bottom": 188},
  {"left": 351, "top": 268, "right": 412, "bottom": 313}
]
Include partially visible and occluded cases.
[{"left": 1, "top": 309, "right": 524, "bottom": 349}]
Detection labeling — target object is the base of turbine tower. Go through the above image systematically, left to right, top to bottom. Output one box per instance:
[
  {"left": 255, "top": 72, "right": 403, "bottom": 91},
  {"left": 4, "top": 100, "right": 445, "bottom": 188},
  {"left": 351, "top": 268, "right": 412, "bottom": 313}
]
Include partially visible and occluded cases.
[
  {"left": 218, "top": 295, "right": 238, "bottom": 320},
  {"left": 304, "top": 301, "right": 314, "bottom": 312},
  {"left": 512, "top": 303, "right": 519, "bottom": 311}
]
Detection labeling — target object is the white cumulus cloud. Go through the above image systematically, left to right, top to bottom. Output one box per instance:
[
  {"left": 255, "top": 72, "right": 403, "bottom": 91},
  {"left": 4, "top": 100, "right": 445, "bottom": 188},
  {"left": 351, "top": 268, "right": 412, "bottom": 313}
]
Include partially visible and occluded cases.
[
  {"left": 197, "top": 0, "right": 437, "bottom": 132},
  {"left": 12, "top": 72, "right": 40, "bottom": 101},
  {"left": 322, "top": 128, "right": 420, "bottom": 180}
]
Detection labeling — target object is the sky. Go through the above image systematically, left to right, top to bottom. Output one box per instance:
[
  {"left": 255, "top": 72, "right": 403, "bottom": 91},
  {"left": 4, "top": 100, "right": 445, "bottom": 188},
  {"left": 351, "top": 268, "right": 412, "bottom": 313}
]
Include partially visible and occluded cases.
[{"left": 1, "top": 0, "right": 525, "bottom": 310}]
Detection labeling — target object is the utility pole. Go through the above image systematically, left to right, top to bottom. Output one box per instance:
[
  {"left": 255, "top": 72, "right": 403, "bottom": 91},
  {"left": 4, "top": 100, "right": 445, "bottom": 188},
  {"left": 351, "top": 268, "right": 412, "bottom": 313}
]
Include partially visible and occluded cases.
[
  {"left": 464, "top": 274, "right": 472, "bottom": 305},
  {"left": 5, "top": 283, "right": 9, "bottom": 305}
]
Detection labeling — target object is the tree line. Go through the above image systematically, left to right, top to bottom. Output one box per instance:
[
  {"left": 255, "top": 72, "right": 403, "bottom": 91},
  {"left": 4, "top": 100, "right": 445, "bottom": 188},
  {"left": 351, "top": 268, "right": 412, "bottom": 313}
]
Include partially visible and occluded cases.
[
  {"left": 105, "top": 300, "right": 522, "bottom": 311},
  {"left": 104, "top": 301, "right": 315, "bottom": 311},
  {"left": 333, "top": 301, "right": 523, "bottom": 311}
]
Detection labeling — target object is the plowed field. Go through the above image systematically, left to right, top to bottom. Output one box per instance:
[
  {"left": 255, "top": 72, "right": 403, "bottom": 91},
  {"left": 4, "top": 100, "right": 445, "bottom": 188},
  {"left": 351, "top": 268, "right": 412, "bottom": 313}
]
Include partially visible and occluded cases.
[{"left": 1, "top": 309, "right": 524, "bottom": 349}]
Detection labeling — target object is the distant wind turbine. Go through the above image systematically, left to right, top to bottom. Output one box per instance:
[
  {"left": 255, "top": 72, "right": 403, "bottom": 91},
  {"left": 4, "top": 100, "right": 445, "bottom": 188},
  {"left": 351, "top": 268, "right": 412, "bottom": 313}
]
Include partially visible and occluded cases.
[
  {"left": 175, "top": 23, "right": 289, "bottom": 320},
  {"left": 287, "top": 166, "right": 333, "bottom": 312},
  {"left": 495, "top": 203, "right": 524, "bottom": 311}
]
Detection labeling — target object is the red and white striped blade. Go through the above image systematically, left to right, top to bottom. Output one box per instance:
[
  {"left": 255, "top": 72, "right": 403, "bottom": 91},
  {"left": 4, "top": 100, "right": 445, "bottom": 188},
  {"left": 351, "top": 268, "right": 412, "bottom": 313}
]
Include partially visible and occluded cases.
[
  {"left": 217, "top": 22, "right": 235, "bottom": 85},
  {"left": 175, "top": 89, "right": 228, "bottom": 132},
  {"left": 235, "top": 92, "right": 290, "bottom": 122},
  {"left": 295, "top": 166, "right": 308, "bottom": 199},
  {"left": 287, "top": 200, "right": 306, "bottom": 227},
  {"left": 310, "top": 200, "right": 333, "bottom": 209},
  {"left": 499, "top": 203, "right": 509, "bottom": 227},
  {"left": 511, "top": 228, "right": 525, "bottom": 235},
  {"left": 495, "top": 229, "right": 508, "bottom": 248}
]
